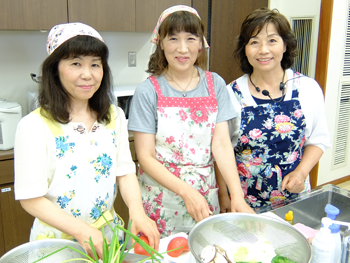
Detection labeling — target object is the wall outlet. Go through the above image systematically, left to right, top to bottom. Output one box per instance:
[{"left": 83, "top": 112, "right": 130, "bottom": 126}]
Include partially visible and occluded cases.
[{"left": 128, "top": 52, "right": 136, "bottom": 67}]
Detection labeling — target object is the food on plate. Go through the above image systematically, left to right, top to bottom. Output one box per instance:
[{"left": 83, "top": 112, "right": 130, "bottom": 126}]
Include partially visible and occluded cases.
[
  {"left": 134, "top": 236, "right": 151, "bottom": 256},
  {"left": 167, "top": 237, "right": 190, "bottom": 257},
  {"left": 200, "top": 242, "right": 297, "bottom": 263},
  {"left": 200, "top": 244, "right": 234, "bottom": 263},
  {"left": 271, "top": 255, "right": 297, "bottom": 263}
]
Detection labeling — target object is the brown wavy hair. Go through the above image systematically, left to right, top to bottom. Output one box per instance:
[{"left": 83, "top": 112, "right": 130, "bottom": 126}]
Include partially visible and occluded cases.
[
  {"left": 234, "top": 8, "right": 298, "bottom": 74},
  {"left": 147, "top": 11, "right": 208, "bottom": 76},
  {"left": 38, "top": 35, "right": 114, "bottom": 124}
]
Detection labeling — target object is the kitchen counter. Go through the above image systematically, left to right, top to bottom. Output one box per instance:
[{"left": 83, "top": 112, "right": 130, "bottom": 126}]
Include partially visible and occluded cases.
[{"left": 0, "top": 149, "right": 13, "bottom": 161}]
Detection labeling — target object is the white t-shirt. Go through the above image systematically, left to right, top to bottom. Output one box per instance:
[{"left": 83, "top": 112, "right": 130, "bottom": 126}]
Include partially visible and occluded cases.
[{"left": 226, "top": 69, "right": 331, "bottom": 152}]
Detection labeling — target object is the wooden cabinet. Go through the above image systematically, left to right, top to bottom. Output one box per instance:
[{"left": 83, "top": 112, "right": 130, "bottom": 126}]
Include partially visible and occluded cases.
[
  {"left": 0, "top": 0, "right": 67, "bottom": 30},
  {"left": 0, "top": 0, "right": 193, "bottom": 31},
  {"left": 68, "top": 0, "right": 136, "bottom": 32},
  {"left": 135, "top": 0, "right": 191, "bottom": 31},
  {"left": 209, "top": 0, "right": 268, "bottom": 83},
  {"left": 113, "top": 136, "right": 138, "bottom": 228},
  {"left": 0, "top": 150, "right": 34, "bottom": 257}
]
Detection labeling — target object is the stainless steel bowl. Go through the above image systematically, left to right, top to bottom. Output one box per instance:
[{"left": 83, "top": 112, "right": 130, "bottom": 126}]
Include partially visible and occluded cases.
[
  {"left": 188, "top": 213, "right": 311, "bottom": 263},
  {"left": 0, "top": 239, "right": 87, "bottom": 263}
]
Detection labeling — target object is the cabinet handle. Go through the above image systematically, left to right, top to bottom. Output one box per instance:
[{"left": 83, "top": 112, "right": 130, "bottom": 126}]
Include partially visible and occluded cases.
[{"left": 1, "top": 187, "right": 11, "bottom": 193}]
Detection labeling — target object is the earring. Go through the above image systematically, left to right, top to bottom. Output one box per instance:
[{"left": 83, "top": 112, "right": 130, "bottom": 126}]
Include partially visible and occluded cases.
[{"left": 198, "top": 49, "right": 202, "bottom": 53}]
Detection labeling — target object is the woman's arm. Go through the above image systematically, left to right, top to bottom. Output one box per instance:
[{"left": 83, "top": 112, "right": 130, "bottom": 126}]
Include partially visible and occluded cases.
[
  {"left": 212, "top": 121, "right": 254, "bottom": 213},
  {"left": 134, "top": 131, "right": 212, "bottom": 222},
  {"left": 281, "top": 145, "right": 323, "bottom": 193},
  {"left": 214, "top": 162, "right": 231, "bottom": 213},
  {"left": 116, "top": 172, "right": 160, "bottom": 250},
  {"left": 20, "top": 197, "right": 104, "bottom": 260}
]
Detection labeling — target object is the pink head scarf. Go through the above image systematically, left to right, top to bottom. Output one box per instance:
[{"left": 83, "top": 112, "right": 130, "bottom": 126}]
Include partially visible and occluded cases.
[
  {"left": 150, "top": 5, "right": 209, "bottom": 48},
  {"left": 46, "top": 22, "right": 104, "bottom": 55}
]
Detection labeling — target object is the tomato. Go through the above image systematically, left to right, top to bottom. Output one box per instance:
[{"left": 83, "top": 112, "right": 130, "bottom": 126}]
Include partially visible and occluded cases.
[
  {"left": 134, "top": 236, "right": 151, "bottom": 256},
  {"left": 167, "top": 237, "right": 190, "bottom": 258}
]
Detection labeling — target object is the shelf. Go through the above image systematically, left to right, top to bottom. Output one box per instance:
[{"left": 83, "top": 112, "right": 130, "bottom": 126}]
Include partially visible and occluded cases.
[{"left": 113, "top": 84, "right": 137, "bottom": 97}]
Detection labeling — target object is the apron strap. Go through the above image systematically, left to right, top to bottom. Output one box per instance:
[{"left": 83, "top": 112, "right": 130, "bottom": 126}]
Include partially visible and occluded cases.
[
  {"left": 33, "top": 108, "right": 64, "bottom": 137},
  {"left": 36, "top": 207, "right": 124, "bottom": 240}
]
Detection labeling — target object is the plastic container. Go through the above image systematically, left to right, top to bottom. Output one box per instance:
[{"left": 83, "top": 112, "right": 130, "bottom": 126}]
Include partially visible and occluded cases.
[
  {"left": 325, "top": 204, "right": 341, "bottom": 263},
  {"left": 284, "top": 210, "right": 294, "bottom": 225},
  {"left": 311, "top": 217, "right": 335, "bottom": 263},
  {"left": 342, "top": 228, "right": 350, "bottom": 263}
]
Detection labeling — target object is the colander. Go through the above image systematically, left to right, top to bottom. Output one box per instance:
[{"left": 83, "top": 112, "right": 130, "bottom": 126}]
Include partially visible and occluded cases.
[
  {"left": 188, "top": 213, "right": 311, "bottom": 263},
  {"left": 0, "top": 239, "right": 87, "bottom": 263}
]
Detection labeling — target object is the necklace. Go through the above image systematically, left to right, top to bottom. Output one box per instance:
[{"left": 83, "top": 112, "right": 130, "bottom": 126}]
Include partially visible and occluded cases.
[
  {"left": 165, "top": 67, "right": 194, "bottom": 97},
  {"left": 249, "top": 70, "right": 286, "bottom": 103}
]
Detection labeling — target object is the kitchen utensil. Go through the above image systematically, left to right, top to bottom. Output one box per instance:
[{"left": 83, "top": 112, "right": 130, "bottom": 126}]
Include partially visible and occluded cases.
[
  {"left": 263, "top": 184, "right": 350, "bottom": 235},
  {"left": 188, "top": 213, "right": 311, "bottom": 263},
  {"left": 0, "top": 239, "right": 87, "bottom": 263}
]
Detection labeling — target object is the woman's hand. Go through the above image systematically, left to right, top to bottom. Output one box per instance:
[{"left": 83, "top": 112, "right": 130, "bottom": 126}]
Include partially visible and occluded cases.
[
  {"left": 281, "top": 170, "right": 306, "bottom": 193},
  {"left": 181, "top": 185, "right": 212, "bottom": 222},
  {"left": 218, "top": 190, "right": 231, "bottom": 213},
  {"left": 230, "top": 196, "right": 255, "bottom": 213},
  {"left": 129, "top": 212, "right": 160, "bottom": 251},
  {"left": 75, "top": 224, "right": 106, "bottom": 260}
]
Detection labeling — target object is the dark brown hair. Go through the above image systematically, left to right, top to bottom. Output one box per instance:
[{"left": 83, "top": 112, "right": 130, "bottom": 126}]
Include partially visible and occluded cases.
[
  {"left": 234, "top": 8, "right": 297, "bottom": 74},
  {"left": 147, "top": 11, "right": 208, "bottom": 76},
  {"left": 38, "top": 35, "right": 114, "bottom": 124}
]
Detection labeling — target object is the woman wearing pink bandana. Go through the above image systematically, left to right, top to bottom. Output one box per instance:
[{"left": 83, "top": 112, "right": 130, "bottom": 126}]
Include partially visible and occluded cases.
[
  {"left": 128, "top": 5, "right": 254, "bottom": 238},
  {"left": 14, "top": 22, "right": 159, "bottom": 259}
]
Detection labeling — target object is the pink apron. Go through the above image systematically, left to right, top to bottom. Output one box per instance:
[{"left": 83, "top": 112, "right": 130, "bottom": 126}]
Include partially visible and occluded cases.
[{"left": 138, "top": 72, "right": 220, "bottom": 237}]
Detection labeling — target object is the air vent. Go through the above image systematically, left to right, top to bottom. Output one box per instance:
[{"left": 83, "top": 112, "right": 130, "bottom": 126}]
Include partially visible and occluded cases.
[
  {"left": 332, "top": 1, "right": 350, "bottom": 169},
  {"left": 343, "top": 1, "right": 350, "bottom": 76},
  {"left": 291, "top": 18, "right": 313, "bottom": 76},
  {"left": 332, "top": 83, "right": 350, "bottom": 168}
]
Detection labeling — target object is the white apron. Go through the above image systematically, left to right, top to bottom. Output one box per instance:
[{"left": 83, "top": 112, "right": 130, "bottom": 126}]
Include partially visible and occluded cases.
[
  {"left": 138, "top": 72, "right": 220, "bottom": 238},
  {"left": 29, "top": 106, "right": 123, "bottom": 242}
]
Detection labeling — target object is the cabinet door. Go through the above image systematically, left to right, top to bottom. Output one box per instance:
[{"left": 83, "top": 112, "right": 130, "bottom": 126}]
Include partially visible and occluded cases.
[
  {"left": 0, "top": 0, "right": 67, "bottom": 30},
  {"left": 68, "top": 0, "right": 136, "bottom": 31},
  {"left": 135, "top": 0, "right": 191, "bottom": 32},
  {"left": 209, "top": 0, "right": 268, "bottom": 83},
  {"left": 0, "top": 184, "right": 34, "bottom": 255}
]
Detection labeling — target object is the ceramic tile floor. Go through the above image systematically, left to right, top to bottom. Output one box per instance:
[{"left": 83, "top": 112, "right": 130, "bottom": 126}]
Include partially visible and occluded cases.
[{"left": 336, "top": 181, "right": 350, "bottom": 191}]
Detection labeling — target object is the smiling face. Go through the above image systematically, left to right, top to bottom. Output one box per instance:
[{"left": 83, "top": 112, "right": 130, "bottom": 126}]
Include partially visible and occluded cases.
[
  {"left": 245, "top": 23, "right": 286, "bottom": 74},
  {"left": 160, "top": 31, "right": 202, "bottom": 73},
  {"left": 58, "top": 55, "right": 103, "bottom": 104}
]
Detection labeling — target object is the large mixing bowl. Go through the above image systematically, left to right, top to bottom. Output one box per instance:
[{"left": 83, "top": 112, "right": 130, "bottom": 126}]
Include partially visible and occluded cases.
[
  {"left": 188, "top": 213, "right": 311, "bottom": 263},
  {"left": 0, "top": 239, "right": 87, "bottom": 263}
]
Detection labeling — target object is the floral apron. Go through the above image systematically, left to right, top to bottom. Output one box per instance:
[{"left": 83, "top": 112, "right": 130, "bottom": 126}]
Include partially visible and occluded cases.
[
  {"left": 138, "top": 72, "right": 220, "bottom": 237},
  {"left": 231, "top": 76, "right": 309, "bottom": 209},
  {"left": 29, "top": 106, "right": 123, "bottom": 242}
]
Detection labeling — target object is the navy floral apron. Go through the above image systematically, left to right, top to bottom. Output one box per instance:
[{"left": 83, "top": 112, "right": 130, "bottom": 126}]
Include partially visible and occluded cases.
[{"left": 231, "top": 76, "right": 308, "bottom": 208}]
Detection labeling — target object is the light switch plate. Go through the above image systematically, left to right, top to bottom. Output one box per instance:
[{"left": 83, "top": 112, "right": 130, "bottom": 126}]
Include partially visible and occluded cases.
[{"left": 128, "top": 52, "right": 136, "bottom": 67}]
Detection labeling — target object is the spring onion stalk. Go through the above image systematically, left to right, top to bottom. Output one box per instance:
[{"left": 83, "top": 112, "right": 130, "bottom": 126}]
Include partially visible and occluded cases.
[{"left": 34, "top": 204, "right": 179, "bottom": 263}]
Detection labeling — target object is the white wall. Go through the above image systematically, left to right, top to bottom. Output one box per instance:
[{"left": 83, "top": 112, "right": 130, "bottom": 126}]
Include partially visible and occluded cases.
[
  {"left": 269, "top": 0, "right": 321, "bottom": 78},
  {"left": 270, "top": 0, "right": 350, "bottom": 184},
  {"left": 317, "top": 0, "right": 349, "bottom": 185},
  {"left": 0, "top": 30, "right": 153, "bottom": 115}
]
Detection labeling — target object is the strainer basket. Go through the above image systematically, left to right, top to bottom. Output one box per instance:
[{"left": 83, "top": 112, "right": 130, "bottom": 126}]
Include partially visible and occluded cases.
[
  {"left": 188, "top": 213, "right": 311, "bottom": 263},
  {"left": 0, "top": 239, "right": 87, "bottom": 263}
]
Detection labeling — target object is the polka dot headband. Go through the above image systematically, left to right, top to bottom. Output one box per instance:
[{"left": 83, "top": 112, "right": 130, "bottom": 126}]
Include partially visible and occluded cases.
[
  {"left": 150, "top": 5, "right": 209, "bottom": 48},
  {"left": 46, "top": 22, "right": 104, "bottom": 55}
]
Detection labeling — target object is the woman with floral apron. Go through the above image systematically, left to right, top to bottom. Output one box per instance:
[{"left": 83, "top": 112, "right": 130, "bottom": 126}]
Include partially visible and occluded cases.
[
  {"left": 128, "top": 5, "right": 253, "bottom": 238},
  {"left": 225, "top": 8, "right": 331, "bottom": 210},
  {"left": 14, "top": 23, "right": 159, "bottom": 260}
]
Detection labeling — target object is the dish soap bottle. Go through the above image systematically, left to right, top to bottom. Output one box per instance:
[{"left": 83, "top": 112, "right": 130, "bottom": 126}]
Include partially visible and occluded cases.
[
  {"left": 325, "top": 204, "right": 341, "bottom": 263},
  {"left": 284, "top": 211, "right": 294, "bottom": 225},
  {"left": 311, "top": 217, "right": 335, "bottom": 263}
]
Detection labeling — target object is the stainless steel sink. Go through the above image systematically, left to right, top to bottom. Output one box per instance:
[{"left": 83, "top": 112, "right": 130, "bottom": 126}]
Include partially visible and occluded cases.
[{"left": 257, "top": 184, "right": 350, "bottom": 233}]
